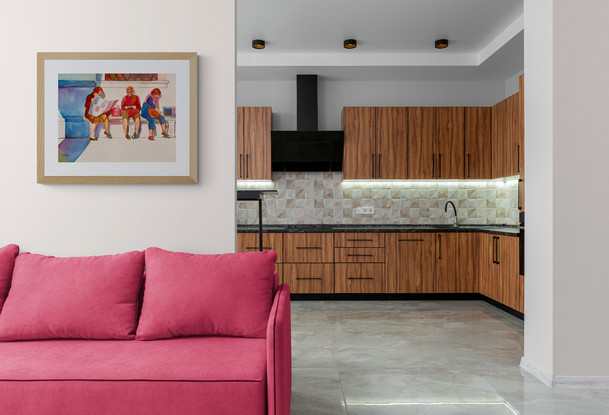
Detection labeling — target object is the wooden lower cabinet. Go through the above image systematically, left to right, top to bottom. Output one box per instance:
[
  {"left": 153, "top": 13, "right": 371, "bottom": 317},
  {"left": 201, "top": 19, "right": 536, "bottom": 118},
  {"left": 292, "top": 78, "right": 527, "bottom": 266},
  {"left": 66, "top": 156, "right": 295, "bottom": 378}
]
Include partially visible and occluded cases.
[
  {"left": 237, "top": 232, "right": 283, "bottom": 283},
  {"left": 283, "top": 233, "right": 334, "bottom": 263},
  {"left": 385, "top": 233, "right": 435, "bottom": 293},
  {"left": 435, "top": 233, "right": 478, "bottom": 293},
  {"left": 479, "top": 234, "right": 521, "bottom": 311},
  {"left": 283, "top": 263, "right": 334, "bottom": 294},
  {"left": 335, "top": 263, "right": 384, "bottom": 293}
]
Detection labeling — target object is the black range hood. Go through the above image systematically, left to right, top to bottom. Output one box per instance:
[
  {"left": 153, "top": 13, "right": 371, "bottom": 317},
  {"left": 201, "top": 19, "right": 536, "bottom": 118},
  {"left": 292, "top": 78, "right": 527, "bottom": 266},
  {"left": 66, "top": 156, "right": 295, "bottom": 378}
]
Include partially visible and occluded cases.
[{"left": 271, "top": 75, "right": 344, "bottom": 172}]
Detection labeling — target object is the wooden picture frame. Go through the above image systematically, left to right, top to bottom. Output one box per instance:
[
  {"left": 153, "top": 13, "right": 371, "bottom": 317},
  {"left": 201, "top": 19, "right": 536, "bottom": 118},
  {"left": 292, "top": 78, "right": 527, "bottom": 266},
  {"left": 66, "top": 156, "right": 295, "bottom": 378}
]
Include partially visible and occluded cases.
[{"left": 37, "top": 52, "right": 197, "bottom": 184}]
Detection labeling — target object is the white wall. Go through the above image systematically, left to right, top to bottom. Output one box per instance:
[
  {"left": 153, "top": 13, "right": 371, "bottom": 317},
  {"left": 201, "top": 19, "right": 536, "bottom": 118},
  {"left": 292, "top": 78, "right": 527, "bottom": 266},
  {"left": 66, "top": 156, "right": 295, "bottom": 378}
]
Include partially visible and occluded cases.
[
  {"left": 0, "top": 0, "right": 235, "bottom": 256},
  {"left": 552, "top": 0, "right": 609, "bottom": 377},
  {"left": 505, "top": 71, "right": 524, "bottom": 98},
  {"left": 238, "top": 79, "right": 507, "bottom": 130}
]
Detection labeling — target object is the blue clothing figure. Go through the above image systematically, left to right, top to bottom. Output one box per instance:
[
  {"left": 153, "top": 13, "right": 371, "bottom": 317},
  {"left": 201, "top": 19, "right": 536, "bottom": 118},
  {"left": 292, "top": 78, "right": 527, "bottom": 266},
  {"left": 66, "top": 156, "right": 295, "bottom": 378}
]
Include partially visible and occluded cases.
[{"left": 141, "top": 88, "right": 170, "bottom": 140}]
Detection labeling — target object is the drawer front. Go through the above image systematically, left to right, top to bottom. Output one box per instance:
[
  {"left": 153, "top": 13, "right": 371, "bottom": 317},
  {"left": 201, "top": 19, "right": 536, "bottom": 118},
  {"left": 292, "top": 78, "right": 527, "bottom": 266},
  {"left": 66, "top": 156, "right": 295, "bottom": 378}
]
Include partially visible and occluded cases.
[
  {"left": 237, "top": 233, "right": 283, "bottom": 263},
  {"left": 283, "top": 233, "right": 334, "bottom": 263},
  {"left": 334, "top": 233, "right": 384, "bottom": 248},
  {"left": 334, "top": 247, "right": 385, "bottom": 263},
  {"left": 283, "top": 263, "right": 334, "bottom": 294},
  {"left": 334, "top": 263, "right": 385, "bottom": 293}
]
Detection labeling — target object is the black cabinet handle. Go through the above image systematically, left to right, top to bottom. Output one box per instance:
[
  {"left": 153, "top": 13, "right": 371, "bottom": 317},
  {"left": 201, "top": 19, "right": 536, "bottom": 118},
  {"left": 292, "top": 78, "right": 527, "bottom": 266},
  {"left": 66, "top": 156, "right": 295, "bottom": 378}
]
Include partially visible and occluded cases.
[
  {"left": 517, "top": 145, "right": 521, "bottom": 173},
  {"left": 467, "top": 153, "right": 471, "bottom": 178},
  {"left": 240, "top": 154, "right": 243, "bottom": 178},
  {"left": 246, "top": 154, "right": 250, "bottom": 178},
  {"left": 371, "top": 154, "right": 375, "bottom": 178},
  {"left": 378, "top": 154, "right": 382, "bottom": 178},
  {"left": 433, "top": 154, "right": 436, "bottom": 178},
  {"left": 439, "top": 154, "right": 442, "bottom": 178},
  {"left": 438, "top": 234, "right": 442, "bottom": 260},
  {"left": 492, "top": 237, "right": 497, "bottom": 264},
  {"left": 495, "top": 237, "right": 500, "bottom": 265},
  {"left": 347, "top": 239, "right": 373, "bottom": 242},
  {"left": 398, "top": 239, "right": 424, "bottom": 242},
  {"left": 245, "top": 246, "right": 272, "bottom": 250},
  {"left": 296, "top": 246, "right": 322, "bottom": 250},
  {"left": 347, "top": 254, "right": 374, "bottom": 257},
  {"left": 296, "top": 277, "right": 322, "bottom": 280},
  {"left": 347, "top": 277, "right": 374, "bottom": 280}
]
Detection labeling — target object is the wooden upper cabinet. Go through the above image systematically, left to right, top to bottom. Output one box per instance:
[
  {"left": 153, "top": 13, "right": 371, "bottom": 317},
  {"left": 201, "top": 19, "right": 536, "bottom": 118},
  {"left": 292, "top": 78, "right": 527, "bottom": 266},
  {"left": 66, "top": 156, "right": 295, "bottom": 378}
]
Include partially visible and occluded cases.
[
  {"left": 237, "top": 107, "right": 272, "bottom": 180},
  {"left": 342, "top": 107, "right": 376, "bottom": 179},
  {"left": 343, "top": 107, "right": 407, "bottom": 179},
  {"left": 376, "top": 107, "right": 408, "bottom": 179},
  {"left": 407, "top": 107, "right": 436, "bottom": 179},
  {"left": 436, "top": 107, "right": 465, "bottom": 179},
  {"left": 464, "top": 107, "right": 492, "bottom": 179},
  {"left": 385, "top": 233, "right": 435, "bottom": 293}
]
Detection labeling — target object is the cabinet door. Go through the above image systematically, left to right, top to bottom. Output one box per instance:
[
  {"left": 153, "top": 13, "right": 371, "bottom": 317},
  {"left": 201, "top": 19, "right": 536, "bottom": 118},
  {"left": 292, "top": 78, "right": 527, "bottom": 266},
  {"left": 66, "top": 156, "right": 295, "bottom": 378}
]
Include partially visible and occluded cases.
[
  {"left": 509, "top": 93, "right": 520, "bottom": 177},
  {"left": 491, "top": 101, "right": 505, "bottom": 179},
  {"left": 237, "top": 107, "right": 245, "bottom": 179},
  {"left": 243, "top": 107, "right": 272, "bottom": 180},
  {"left": 343, "top": 107, "right": 376, "bottom": 179},
  {"left": 376, "top": 107, "right": 408, "bottom": 179},
  {"left": 407, "top": 107, "right": 436, "bottom": 179},
  {"left": 436, "top": 107, "right": 465, "bottom": 179},
  {"left": 464, "top": 107, "right": 492, "bottom": 179},
  {"left": 283, "top": 233, "right": 334, "bottom": 263},
  {"left": 334, "top": 233, "right": 384, "bottom": 248},
  {"left": 386, "top": 233, "right": 435, "bottom": 293},
  {"left": 435, "top": 233, "right": 460, "bottom": 293},
  {"left": 458, "top": 233, "right": 479, "bottom": 293},
  {"left": 478, "top": 234, "right": 495, "bottom": 298},
  {"left": 499, "top": 236, "right": 520, "bottom": 310},
  {"left": 334, "top": 247, "right": 385, "bottom": 263},
  {"left": 334, "top": 263, "right": 384, "bottom": 293},
  {"left": 283, "top": 264, "right": 334, "bottom": 294}
]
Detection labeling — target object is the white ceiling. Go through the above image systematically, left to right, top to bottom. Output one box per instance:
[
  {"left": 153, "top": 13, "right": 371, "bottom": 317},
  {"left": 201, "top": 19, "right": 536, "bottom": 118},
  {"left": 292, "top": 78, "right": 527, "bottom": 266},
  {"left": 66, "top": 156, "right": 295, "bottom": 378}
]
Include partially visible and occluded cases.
[{"left": 237, "top": 0, "right": 524, "bottom": 82}]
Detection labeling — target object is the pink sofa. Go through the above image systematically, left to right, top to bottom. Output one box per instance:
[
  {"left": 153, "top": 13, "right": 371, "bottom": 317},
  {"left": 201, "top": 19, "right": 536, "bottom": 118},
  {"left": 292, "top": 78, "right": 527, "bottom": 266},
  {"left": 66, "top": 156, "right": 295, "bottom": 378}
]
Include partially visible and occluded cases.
[{"left": 0, "top": 245, "right": 291, "bottom": 415}]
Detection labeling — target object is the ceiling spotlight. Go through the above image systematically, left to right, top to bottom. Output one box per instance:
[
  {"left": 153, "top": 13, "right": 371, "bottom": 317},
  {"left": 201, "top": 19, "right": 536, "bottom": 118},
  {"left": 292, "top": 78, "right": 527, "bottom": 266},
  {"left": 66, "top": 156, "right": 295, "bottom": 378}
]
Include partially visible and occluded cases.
[
  {"left": 252, "top": 39, "right": 266, "bottom": 49},
  {"left": 344, "top": 39, "right": 357, "bottom": 49},
  {"left": 435, "top": 39, "right": 449, "bottom": 49}
]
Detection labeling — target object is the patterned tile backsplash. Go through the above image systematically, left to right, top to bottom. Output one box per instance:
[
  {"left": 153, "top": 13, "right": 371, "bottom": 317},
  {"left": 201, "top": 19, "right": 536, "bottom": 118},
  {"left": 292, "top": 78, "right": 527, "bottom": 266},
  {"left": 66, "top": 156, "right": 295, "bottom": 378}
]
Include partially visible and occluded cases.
[{"left": 237, "top": 172, "right": 519, "bottom": 225}]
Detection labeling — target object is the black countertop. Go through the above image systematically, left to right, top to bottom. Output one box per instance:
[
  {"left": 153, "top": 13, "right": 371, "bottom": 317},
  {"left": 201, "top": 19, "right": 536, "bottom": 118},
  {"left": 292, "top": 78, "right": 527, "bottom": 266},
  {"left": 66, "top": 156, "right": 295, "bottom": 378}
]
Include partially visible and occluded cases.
[{"left": 237, "top": 224, "right": 520, "bottom": 237}]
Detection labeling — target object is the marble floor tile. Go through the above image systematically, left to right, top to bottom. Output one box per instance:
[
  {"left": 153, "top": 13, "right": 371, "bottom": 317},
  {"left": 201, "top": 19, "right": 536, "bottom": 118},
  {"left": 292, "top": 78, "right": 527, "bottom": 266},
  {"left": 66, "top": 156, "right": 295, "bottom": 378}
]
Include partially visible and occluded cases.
[{"left": 289, "top": 300, "right": 609, "bottom": 414}]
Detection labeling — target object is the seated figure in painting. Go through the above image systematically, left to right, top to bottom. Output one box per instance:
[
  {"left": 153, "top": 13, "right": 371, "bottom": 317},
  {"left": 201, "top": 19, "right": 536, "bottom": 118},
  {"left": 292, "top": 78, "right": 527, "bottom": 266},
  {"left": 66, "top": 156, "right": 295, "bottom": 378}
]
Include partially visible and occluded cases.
[
  {"left": 84, "top": 86, "right": 112, "bottom": 140},
  {"left": 121, "top": 86, "right": 141, "bottom": 139},
  {"left": 141, "top": 88, "right": 170, "bottom": 141}
]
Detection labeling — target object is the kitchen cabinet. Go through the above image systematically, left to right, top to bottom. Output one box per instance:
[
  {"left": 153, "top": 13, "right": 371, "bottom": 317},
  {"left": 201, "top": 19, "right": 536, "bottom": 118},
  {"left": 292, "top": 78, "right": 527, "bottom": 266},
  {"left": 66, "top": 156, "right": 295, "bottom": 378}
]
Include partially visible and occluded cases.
[
  {"left": 518, "top": 74, "right": 525, "bottom": 211},
  {"left": 492, "top": 94, "right": 521, "bottom": 179},
  {"left": 237, "top": 107, "right": 272, "bottom": 180},
  {"left": 342, "top": 107, "right": 408, "bottom": 179},
  {"left": 407, "top": 107, "right": 465, "bottom": 179},
  {"left": 464, "top": 107, "right": 492, "bottom": 179},
  {"left": 236, "top": 232, "right": 283, "bottom": 282},
  {"left": 283, "top": 233, "right": 334, "bottom": 293},
  {"left": 334, "top": 233, "right": 385, "bottom": 293},
  {"left": 386, "top": 233, "right": 435, "bottom": 293},
  {"left": 435, "top": 233, "right": 478, "bottom": 293},
  {"left": 479, "top": 234, "right": 521, "bottom": 312},
  {"left": 335, "top": 263, "right": 385, "bottom": 293}
]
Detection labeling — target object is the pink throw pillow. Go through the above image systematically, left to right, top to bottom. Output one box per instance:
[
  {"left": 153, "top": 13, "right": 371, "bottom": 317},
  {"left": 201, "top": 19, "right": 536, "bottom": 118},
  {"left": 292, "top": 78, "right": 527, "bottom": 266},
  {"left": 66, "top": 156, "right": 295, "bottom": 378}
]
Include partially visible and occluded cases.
[
  {"left": 0, "top": 244, "right": 19, "bottom": 313},
  {"left": 136, "top": 248, "right": 277, "bottom": 340},
  {"left": 0, "top": 251, "right": 144, "bottom": 340}
]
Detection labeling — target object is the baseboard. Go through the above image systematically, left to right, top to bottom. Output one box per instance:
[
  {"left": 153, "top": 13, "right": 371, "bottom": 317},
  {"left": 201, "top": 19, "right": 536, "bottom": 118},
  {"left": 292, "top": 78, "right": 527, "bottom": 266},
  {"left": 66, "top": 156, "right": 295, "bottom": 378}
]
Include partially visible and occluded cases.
[
  {"left": 520, "top": 357, "right": 609, "bottom": 389},
  {"left": 520, "top": 357, "right": 553, "bottom": 387}
]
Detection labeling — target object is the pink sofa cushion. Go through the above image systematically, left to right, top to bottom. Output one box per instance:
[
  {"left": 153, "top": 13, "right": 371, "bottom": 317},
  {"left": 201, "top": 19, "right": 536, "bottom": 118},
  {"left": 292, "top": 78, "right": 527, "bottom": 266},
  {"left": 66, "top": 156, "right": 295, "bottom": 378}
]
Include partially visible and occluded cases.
[
  {"left": 0, "top": 244, "right": 19, "bottom": 314},
  {"left": 137, "top": 248, "right": 277, "bottom": 340},
  {"left": 0, "top": 251, "right": 144, "bottom": 340},
  {"left": 0, "top": 337, "right": 267, "bottom": 415}
]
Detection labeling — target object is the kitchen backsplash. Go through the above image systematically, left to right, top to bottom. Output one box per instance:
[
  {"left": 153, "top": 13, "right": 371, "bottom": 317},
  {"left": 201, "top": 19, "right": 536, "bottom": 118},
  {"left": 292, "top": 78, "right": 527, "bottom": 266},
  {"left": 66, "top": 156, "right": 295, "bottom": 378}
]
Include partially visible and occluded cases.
[{"left": 237, "top": 172, "right": 519, "bottom": 225}]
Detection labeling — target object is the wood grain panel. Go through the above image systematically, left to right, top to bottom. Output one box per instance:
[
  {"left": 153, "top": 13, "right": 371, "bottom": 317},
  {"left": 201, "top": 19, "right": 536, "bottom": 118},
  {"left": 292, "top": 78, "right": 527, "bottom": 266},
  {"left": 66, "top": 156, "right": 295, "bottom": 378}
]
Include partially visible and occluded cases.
[
  {"left": 509, "top": 93, "right": 520, "bottom": 177},
  {"left": 491, "top": 101, "right": 504, "bottom": 179},
  {"left": 237, "top": 107, "right": 245, "bottom": 179},
  {"left": 244, "top": 107, "right": 272, "bottom": 180},
  {"left": 343, "top": 107, "right": 376, "bottom": 179},
  {"left": 376, "top": 107, "right": 408, "bottom": 179},
  {"left": 407, "top": 107, "right": 436, "bottom": 179},
  {"left": 436, "top": 107, "right": 465, "bottom": 179},
  {"left": 464, "top": 107, "right": 492, "bottom": 179},
  {"left": 237, "top": 232, "right": 283, "bottom": 263},
  {"left": 283, "top": 233, "right": 334, "bottom": 263},
  {"left": 334, "top": 233, "right": 384, "bottom": 248},
  {"left": 385, "top": 233, "right": 435, "bottom": 293},
  {"left": 435, "top": 233, "right": 460, "bottom": 293},
  {"left": 457, "top": 233, "right": 479, "bottom": 293},
  {"left": 478, "top": 233, "right": 496, "bottom": 298},
  {"left": 499, "top": 236, "right": 520, "bottom": 310},
  {"left": 334, "top": 248, "right": 385, "bottom": 263},
  {"left": 283, "top": 263, "right": 334, "bottom": 294},
  {"left": 334, "top": 263, "right": 384, "bottom": 293},
  {"left": 518, "top": 274, "right": 524, "bottom": 313}
]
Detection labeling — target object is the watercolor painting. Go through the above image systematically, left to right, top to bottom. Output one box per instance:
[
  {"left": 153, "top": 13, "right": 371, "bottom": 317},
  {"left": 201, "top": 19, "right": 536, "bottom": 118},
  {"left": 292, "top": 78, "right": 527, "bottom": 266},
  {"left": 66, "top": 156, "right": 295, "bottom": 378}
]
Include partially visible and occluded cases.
[{"left": 38, "top": 53, "right": 197, "bottom": 184}]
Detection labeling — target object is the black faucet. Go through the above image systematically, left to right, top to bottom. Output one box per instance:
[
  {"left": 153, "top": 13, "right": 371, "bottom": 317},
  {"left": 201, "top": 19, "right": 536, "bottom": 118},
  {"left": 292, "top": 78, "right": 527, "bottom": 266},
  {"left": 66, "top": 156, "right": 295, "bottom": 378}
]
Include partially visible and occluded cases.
[{"left": 444, "top": 201, "right": 458, "bottom": 226}]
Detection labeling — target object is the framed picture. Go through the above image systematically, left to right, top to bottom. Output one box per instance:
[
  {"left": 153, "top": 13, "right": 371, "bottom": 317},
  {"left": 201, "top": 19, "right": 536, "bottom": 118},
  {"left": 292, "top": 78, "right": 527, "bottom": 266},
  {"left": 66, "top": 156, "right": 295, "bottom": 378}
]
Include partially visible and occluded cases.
[{"left": 37, "top": 52, "right": 197, "bottom": 184}]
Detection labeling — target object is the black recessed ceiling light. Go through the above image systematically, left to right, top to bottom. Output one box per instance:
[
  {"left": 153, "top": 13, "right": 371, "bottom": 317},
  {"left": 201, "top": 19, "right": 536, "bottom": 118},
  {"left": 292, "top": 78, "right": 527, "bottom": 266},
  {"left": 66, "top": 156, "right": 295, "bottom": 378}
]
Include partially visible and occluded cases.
[
  {"left": 252, "top": 39, "right": 266, "bottom": 49},
  {"left": 344, "top": 39, "right": 357, "bottom": 49},
  {"left": 435, "top": 39, "right": 449, "bottom": 49}
]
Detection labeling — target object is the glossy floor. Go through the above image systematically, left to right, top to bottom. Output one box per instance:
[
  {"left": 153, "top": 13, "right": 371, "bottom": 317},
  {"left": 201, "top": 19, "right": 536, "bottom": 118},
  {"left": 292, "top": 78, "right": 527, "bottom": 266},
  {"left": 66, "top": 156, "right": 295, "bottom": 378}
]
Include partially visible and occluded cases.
[{"left": 290, "top": 301, "right": 609, "bottom": 414}]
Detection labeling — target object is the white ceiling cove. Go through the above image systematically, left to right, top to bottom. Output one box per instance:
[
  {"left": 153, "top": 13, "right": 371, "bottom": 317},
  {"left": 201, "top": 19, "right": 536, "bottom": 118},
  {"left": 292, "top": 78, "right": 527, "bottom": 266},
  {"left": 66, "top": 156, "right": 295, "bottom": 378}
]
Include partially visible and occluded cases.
[{"left": 237, "top": 0, "right": 524, "bottom": 82}]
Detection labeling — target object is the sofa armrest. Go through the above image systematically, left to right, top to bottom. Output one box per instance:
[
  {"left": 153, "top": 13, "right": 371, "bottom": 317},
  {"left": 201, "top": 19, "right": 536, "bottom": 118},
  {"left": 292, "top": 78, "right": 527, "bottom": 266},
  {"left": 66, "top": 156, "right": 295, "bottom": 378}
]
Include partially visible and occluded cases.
[{"left": 266, "top": 283, "right": 291, "bottom": 415}]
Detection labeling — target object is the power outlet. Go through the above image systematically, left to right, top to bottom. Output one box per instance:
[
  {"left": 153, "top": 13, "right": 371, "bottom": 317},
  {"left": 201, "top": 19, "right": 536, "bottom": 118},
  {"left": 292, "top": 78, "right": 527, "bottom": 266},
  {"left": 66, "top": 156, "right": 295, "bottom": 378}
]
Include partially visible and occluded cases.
[{"left": 355, "top": 207, "right": 375, "bottom": 215}]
